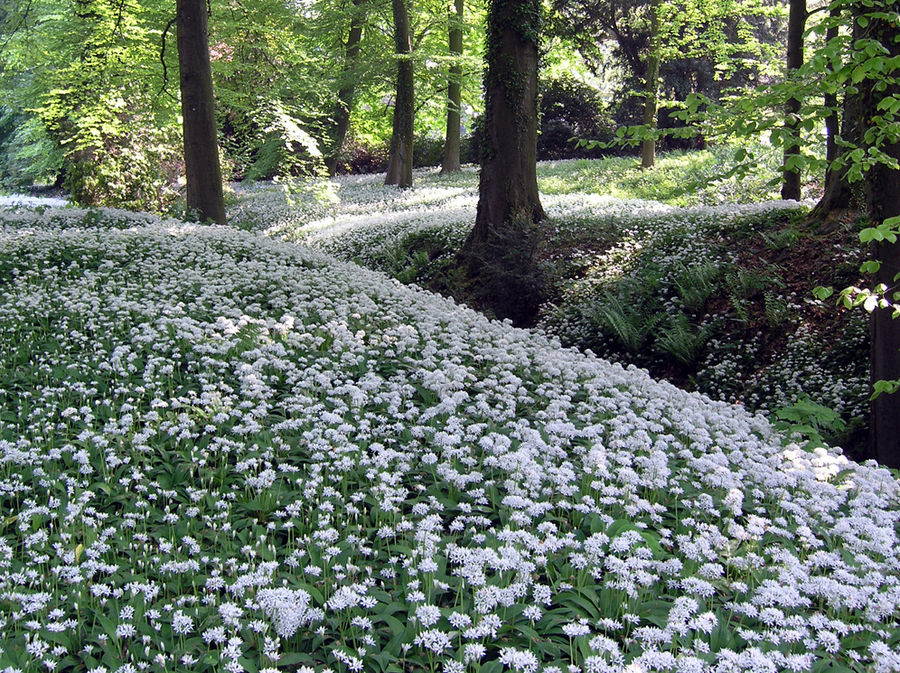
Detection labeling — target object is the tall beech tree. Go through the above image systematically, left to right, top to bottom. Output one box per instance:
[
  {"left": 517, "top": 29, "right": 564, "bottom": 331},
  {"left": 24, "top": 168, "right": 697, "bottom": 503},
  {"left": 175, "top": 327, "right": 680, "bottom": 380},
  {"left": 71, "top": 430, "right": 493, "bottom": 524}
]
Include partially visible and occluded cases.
[
  {"left": 177, "top": 0, "right": 226, "bottom": 223},
  {"left": 325, "top": 0, "right": 368, "bottom": 176},
  {"left": 384, "top": 0, "right": 414, "bottom": 188},
  {"left": 441, "top": 0, "right": 464, "bottom": 173},
  {"left": 459, "top": 0, "right": 545, "bottom": 325},
  {"left": 780, "top": 0, "right": 805, "bottom": 200},
  {"left": 781, "top": 0, "right": 808, "bottom": 201},
  {"left": 808, "top": 0, "right": 899, "bottom": 466},
  {"left": 809, "top": 1, "right": 865, "bottom": 219},
  {"left": 822, "top": 6, "right": 839, "bottom": 168},
  {"left": 862, "top": 7, "right": 900, "bottom": 469}
]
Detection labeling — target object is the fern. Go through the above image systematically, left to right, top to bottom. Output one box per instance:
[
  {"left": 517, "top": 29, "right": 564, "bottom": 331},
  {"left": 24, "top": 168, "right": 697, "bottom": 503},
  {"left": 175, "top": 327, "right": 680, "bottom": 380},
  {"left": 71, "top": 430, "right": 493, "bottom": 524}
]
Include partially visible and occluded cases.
[
  {"left": 673, "top": 262, "right": 721, "bottom": 313},
  {"left": 655, "top": 314, "right": 713, "bottom": 366}
]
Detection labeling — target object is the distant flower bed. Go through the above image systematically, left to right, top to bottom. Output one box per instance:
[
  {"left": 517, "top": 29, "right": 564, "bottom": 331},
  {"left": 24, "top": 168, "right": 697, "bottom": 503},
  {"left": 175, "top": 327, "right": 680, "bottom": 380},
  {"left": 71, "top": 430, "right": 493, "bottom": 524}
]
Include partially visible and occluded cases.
[
  {"left": 0, "top": 194, "right": 69, "bottom": 208},
  {"left": 1, "top": 206, "right": 898, "bottom": 673}
]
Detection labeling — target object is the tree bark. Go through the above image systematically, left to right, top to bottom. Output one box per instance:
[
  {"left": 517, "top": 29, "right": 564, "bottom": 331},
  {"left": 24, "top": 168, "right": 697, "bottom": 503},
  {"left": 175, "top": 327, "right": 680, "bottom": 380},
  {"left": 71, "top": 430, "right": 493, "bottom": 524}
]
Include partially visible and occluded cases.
[
  {"left": 177, "top": 0, "right": 226, "bottom": 224},
  {"left": 325, "top": 0, "right": 366, "bottom": 176},
  {"left": 385, "top": 0, "right": 414, "bottom": 188},
  {"left": 440, "top": 0, "right": 464, "bottom": 173},
  {"left": 459, "top": 0, "right": 544, "bottom": 325},
  {"left": 640, "top": 0, "right": 660, "bottom": 170},
  {"left": 780, "top": 0, "right": 805, "bottom": 201},
  {"left": 810, "top": 6, "right": 865, "bottom": 220},
  {"left": 823, "top": 8, "right": 839, "bottom": 167},
  {"left": 866, "top": 8, "right": 900, "bottom": 469},
  {"left": 811, "top": 80, "right": 861, "bottom": 217}
]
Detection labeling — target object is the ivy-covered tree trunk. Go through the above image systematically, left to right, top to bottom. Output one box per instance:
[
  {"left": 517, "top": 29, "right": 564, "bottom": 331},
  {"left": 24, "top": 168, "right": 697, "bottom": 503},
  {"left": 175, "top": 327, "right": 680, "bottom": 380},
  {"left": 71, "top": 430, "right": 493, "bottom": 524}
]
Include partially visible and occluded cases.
[
  {"left": 177, "top": 0, "right": 226, "bottom": 224},
  {"left": 325, "top": 0, "right": 367, "bottom": 176},
  {"left": 385, "top": 0, "right": 414, "bottom": 188},
  {"left": 441, "top": 0, "right": 464, "bottom": 174},
  {"left": 459, "top": 0, "right": 544, "bottom": 325},
  {"left": 640, "top": 0, "right": 660, "bottom": 170},
  {"left": 780, "top": 0, "right": 805, "bottom": 201},
  {"left": 823, "top": 7, "right": 839, "bottom": 167},
  {"left": 867, "top": 9, "right": 900, "bottom": 469}
]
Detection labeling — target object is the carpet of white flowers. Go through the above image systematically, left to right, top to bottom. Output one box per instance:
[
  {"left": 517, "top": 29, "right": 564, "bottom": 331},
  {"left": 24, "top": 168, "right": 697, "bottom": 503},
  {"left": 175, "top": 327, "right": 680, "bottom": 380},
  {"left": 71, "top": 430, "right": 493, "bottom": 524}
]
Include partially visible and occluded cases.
[
  {"left": 227, "top": 169, "right": 869, "bottom": 427},
  {"left": 1, "top": 204, "right": 899, "bottom": 673}
]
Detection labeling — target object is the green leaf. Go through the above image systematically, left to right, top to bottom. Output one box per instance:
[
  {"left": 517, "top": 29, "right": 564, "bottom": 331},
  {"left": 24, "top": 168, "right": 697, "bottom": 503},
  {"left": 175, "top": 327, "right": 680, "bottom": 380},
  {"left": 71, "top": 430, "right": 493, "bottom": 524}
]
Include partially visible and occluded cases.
[
  {"left": 872, "top": 379, "right": 900, "bottom": 399},
  {"left": 559, "top": 593, "right": 601, "bottom": 620},
  {"left": 277, "top": 652, "right": 314, "bottom": 668}
]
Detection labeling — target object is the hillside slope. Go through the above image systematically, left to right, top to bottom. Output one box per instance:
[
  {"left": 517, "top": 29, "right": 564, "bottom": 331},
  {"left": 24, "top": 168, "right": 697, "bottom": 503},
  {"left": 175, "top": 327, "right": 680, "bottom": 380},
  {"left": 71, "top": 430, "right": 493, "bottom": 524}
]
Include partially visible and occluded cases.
[{"left": 0, "top": 205, "right": 898, "bottom": 672}]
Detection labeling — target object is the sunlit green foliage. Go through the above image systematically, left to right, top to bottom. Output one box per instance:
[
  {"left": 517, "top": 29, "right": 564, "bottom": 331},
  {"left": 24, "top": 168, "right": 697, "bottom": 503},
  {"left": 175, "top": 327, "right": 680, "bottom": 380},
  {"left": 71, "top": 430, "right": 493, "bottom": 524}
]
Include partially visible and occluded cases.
[{"left": 1, "top": 0, "right": 179, "bottom": 207}]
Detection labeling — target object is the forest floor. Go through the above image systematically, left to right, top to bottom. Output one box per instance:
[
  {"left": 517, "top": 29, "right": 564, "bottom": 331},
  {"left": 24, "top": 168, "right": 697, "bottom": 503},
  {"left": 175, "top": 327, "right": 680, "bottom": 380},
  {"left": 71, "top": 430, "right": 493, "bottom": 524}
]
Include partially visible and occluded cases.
[
  {"left": 228, "top": 149, "right": 871, "bottom": 458},
  {"left": 1, "top": 195, "right": 898, "bottom": 672}
]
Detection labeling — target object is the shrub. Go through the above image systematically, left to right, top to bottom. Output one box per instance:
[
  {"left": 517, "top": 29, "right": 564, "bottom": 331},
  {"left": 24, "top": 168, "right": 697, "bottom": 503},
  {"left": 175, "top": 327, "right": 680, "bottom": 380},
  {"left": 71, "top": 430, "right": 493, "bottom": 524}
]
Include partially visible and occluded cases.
[
  {"left": 538, "top": 75, "right": 615, "bottom": 160},
  {"left": 62, "top": 126, "right": 180, "bottom": 212},
  {"left": 412, "top": 134, "right": 445, "bottom": 168},
  {"left": 334, "top": 138, "right": 389, "bottom": 175}
]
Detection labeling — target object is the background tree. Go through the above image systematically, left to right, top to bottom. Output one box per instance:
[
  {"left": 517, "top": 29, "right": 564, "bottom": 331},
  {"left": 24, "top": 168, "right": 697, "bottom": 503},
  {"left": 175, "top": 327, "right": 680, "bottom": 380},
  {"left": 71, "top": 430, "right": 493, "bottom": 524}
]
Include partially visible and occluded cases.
[
  {"left": 177, "top": 0, "right": 226, "bottom": 223},
  {"left": 325, "top": 0, "right": 369, "bottom": 175},
  {"left": 385, "top": 0, "right": 415, "bottom": 187},
  {"left": 441, "top": 0, "right": 465, "bottom": 173},
  {"left": 460, "top": 0, "right": 544, "bottom": 325},
  {"left": 549, "top": 0, "right": 784, "bottom": 158},
  {"left": 641, "top": 0, "right": 661, "bottom": 168},
  {"left": 780, "top": 0, "right": 805, "bottom": 200},
  {"left": 808, "top": 1, "right": 864, "bottom": 219}
]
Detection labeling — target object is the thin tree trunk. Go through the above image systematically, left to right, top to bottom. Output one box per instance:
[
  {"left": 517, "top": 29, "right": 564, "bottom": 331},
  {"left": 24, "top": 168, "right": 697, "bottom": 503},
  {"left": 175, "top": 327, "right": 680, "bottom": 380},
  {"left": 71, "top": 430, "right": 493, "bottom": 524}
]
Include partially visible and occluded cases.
[
  {"left": 177, "top": 0, "right": 226, "bottom": 224},
  {"left": 325, "top": 0, "right": 366, "bottom": 176},
  {"left": 385, "top": 0, "right": 414, "bottom": 188},
  {"left": 441, "top": 0, "right": 464, "bottom": 173},
  {"left": 459, "top": 0, "right": 544, "bottom": 325},
  {"left": 641, "top": 0, "right": 660, "bottom": 169},
  {"left": 781, "top": 0, "right": 805, "bottom": 201},
  {"left": 810, "top": 5, "right": 864, "bottom": 220},
  {"left": 866, "top": 8, "right": 900, "bottom": 469}
]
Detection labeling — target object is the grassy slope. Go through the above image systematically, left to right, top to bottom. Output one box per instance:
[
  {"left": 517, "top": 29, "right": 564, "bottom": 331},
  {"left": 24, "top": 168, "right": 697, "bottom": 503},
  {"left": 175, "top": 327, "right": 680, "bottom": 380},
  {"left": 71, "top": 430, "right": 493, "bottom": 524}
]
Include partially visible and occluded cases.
[{"left": 0, "top": 204, "right": 898, "bottom": 673}]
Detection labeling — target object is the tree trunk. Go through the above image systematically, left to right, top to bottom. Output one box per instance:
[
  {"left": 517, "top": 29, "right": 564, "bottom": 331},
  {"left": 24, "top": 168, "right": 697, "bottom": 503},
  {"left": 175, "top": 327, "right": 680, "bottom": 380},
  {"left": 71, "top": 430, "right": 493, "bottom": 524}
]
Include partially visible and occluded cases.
[
  {"left": 177, "top": 0, "right": 226, "bottom": 224},
  {"left": 325, "top": 0, "right": 366, "bottom": 176},
  {"left": 385, "top": 0, "right": 414, "bottom": 188},
  {"left": 440, "top": 0, "right": 464, "bottom": 173},
  {"left": 459, "top": 0, "right": 544, "bottom": 325},
  {"left": 640, "top": 0, "right": 660, "bottom": 169},
  {"left": 780, "top": 0, "right": 805, "bottom": 201},
  {"left": 809, "top": 8, "right": 865, "bottom": 220},
  {"left": 823, "top": 9, "right": 839, "bottom": 167},
  {"left": 866, "top": 9, "right": 900, "bottom": 469},
  {"left": 869, "top": 145, "right": 900, "bottom": 470}
]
